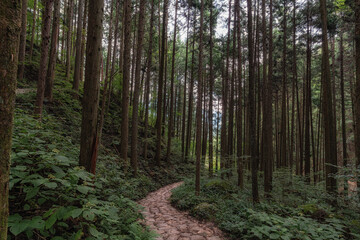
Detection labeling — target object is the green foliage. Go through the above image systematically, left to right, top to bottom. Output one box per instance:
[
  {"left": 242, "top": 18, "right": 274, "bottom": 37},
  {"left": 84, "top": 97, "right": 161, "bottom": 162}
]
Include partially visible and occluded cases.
[
  {"left": 9, "top": 109, "right": 155, "bottom": 239},
  {"left": 171, "top": 177, "right": 360, "bottom": 240},
  {"left": 190, "top": 203, "right": 218, "bottom": 221}
]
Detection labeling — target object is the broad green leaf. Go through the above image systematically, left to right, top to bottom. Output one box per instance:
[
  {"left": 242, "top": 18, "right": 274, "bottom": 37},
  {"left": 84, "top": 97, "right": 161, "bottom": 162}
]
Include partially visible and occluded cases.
[
  {"left": 54, "top": 155, "right": 70, "bottom": 166},
  {"left": 52, "top": 165, "right": 67, "bottom": 178},
  {"left": 73, "top": 171, "right": 92, "bottom": 181},
  {"left": 9, "top": 178, "right": 21, "bottom": 190},
  {"left": 31, "top": 178, "right": 48, "bottom": 187},
  {"left": 44, "top": 182, "right": 57, "bottom": 189},
  {"left": 77, "top": 185, "right": 92, "bottom": 194},
  {"left": 25, "top": 187, "right": 39, "bottom": 201},
  {"left": 70, "top": 208, "right": 83, "bottom": 219},
  {"left": 83, "top": 210, "right": 95, "bottom": 221},
  {"left": 8, "top": 214, "right": 22, "bottom": 224},
  {"left": 45, "top": 214, "right": 57, "bottom": 230},
  {"left": 30, "top": 216, "right": 45, "bottom": 230},
  {"left": 10, "top": 220, "right": 29, "bottom": 236},
  {"left": 56, "top": 222, "right": 69, "bottom": 228},
  {"left": 89, "top": 226, "right": 102, "bottom": 238},
  {"left": 71, "top": 229, "right": 83, "bottom": 240},
  {"left": 51, "top": 237, "right": 65, "bottom": 240}
]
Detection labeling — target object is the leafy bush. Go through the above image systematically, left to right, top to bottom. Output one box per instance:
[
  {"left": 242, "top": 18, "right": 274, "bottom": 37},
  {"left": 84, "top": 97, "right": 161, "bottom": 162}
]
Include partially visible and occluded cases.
[
  {"left": 9, "top": 110, "right": 156, "bottom": 239},
  {"left": 171, "top": 177, "right": 360, "bottom": 240},
  {"left": 190, "top": 203, "right": 218, "bottom": 221}
]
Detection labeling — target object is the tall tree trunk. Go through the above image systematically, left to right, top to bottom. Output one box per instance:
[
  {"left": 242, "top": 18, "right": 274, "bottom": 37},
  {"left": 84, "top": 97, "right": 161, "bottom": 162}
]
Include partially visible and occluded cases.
[
  {"left": 18, "top": 0, "right": 28, "bottom": 82},
  {"left": 29, "top": 0, "right": 37, "bottom": 61},
  {"left": 34, "top": 0, "right": 54, "bottom": 120},
  {"left": 44, "top": 0, "right": 61, "bottom": 102},
  {"left": 61, "top": 0, "right": 67, "bottom": 62},
  {"left": 66, "top": 0, "right": 74, "bottom": 81},
  {"left": 66, "top": 0, "right": 74, "bottom": 80},
  {"left": 73, "top": 0, "right": 84, "bottom": 91},
  {"left": 79, "top": 0, "right": 104, "bottom": 173},
  {"left": 80, "top": 0, "right": 88, "bottom": 83},
  {"left": 98, "top": 0, "right": 114, "bottom": 144},
  {"left": 105, "top": 0, "right": 119, "bottom": 116},
  {"left": 120, "top": 0, "right": 132, "bottom": 172},
  {"left": 130, "top": 0, "right": 146, "bottom": 176},
  {"left": 144, "top": 0, "right": 155, "bottom": 159},
  {"left": 155, "top": 0, "right": 168, "bottom": 165},
  {"left": 166, "top": 0, "right": 179, "bottom": 160},
  {"left": 195, "top": 0, "right": 204, "bottom": 196},
  {"left": 209, "top": 0, "right": 215, "bottom": 177},
  {"left": 221, "top": 0, "right": 232, "bottom": 175},
  {"left": 235, "top": 0, "right": 243, "bottom": 187},
  {"left": 248, "top": 0, "right": 259, "bottom": 203},
  {"left": 263, "top": 0, "right": 273, "bottom": 194},
  {"left": 280, "top": 0, "right": 287, "bottom": 168},
  {"left": 290, "top": 0, "right": 297, "bottom": 172},
  {"left": 319, "top": 0, "right": 338, "bottom": 194},
  {"left": 354, "top": 0, "right": 360, "bottom": 170},
  {"left": 304, "top": 1, "right": 311, "bottom": 182},
  {"left": 0, "top": 2, "right": 21, "bottom": 238},
  {"left": 182, "top": 3, "right": 191, "bottom": 159},
  {"left": 228, "top": 6, "right": 235, "bottom": 161},
  {"left": 339, "top": 30, "right": 347, "bottom": 168},
  {"left": 185, "top": 33, "right": 196, "bottom": 160},
  {"left": 216, "top": 98, "right": 220, "bottom": 171}
]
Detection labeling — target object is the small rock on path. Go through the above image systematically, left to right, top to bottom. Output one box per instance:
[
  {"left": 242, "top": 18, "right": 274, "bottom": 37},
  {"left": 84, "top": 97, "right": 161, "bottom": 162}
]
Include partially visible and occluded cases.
[{"left": 138, "top": 182, "right": 225, "bottom": 240}]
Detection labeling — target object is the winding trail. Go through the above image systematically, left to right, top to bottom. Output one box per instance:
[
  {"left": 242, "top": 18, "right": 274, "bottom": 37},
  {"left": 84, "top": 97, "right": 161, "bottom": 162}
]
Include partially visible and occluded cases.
[{"left": 138, "top": 182, "right": 225, "bottom": 240}]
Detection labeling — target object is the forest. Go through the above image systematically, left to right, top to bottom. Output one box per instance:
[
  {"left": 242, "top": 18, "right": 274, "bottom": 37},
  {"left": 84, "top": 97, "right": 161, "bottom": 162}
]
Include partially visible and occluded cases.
[{"left": 0, "top": 0, "right": 360, "bottom": 239}]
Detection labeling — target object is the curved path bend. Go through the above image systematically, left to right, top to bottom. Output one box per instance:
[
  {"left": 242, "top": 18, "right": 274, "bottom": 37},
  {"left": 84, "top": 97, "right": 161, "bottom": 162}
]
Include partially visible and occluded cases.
[{"left": 138, "top": 182, "right": 225, "bottom": 240}]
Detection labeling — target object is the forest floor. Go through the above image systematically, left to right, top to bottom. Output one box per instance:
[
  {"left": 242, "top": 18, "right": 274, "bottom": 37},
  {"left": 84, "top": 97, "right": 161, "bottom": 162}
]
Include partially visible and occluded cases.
[
  {"left": 16, "top": 88, "right": 35, "bottom": 95},
  {"left": 139, "top": 182, "right": 225, "bottom": 240}
]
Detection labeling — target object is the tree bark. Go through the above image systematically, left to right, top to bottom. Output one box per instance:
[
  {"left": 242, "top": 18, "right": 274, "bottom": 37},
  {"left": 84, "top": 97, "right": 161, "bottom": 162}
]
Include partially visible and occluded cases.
[
  {"left": 18, "top": 0, "right": 28, "bottom": 82},
  {"left": 29, "top": 0, "right": 37, "bottom": 61},
  {"left": 34, "top": 0, "right": 54, "bottom": 120},
  {"left": 45, "top": 0, "right": 61, "bottom": 102},
  {"left": 66, "top": 0, "right": 74, "bottom": 81},
  {"left": 73, "top": 0, "right": 84, "bottom": 91},
  {"left": 79, "top": 0, "right": 104, "bottom": 173},
  {"left": 98, "top": 0, "right": 114, "bottom": 145},
  {"left": 120, "top": 0, "right": 132, "bottom": 172},
  {"left": 130, "top": 0, "right": 146, "bottom": 176},
  {"left": 144, "top": 0, "right": 156, "bottom": 159},
  {"left": 155, "top": 0, "right": 168, "bottom": 165},
  {"left": 166, "top": 0, "right": 179, "bottom": 160},
  {"left": 195, "top": 0, "right": 204, "bottom": 196},
  {"left": 209, "top": 0, "right": 215, "bottom": 177},
  {"left": 235, "top": 0, "right": 243, "bottom": 187},
  {"left": 248, "top": 0, "right": 259, "bottom": 203},
  {"left": 263, "top": 0, "right": 273, "bottom": 194},
  {"left": 280, "top": 0, "right": 287, "bottom": 168},
  {"left": 319, "top": 0, "right": 338, "bottom": 194},
  {"left": 354, "top": 0, "right": 360, "bottom": 170},
  {"left": 304, "top": 1, "right": 311, "bottom": 182},
  {"left": 0, "top": 2, "right": 21, "bottom": 238},
  {"left": 181, "top": 3, "right": 191, "bottom": 159},
  {"left": 339, "top": 30, "right": 347, "bottom": 168},
  {"left": 185, "top": 31, "right": 196, "bottom": 160}
]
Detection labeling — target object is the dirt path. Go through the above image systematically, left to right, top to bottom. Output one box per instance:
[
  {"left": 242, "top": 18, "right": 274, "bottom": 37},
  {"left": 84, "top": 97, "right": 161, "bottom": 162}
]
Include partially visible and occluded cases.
[
  {"left": 16, "top": 88, "right": 35, "bottom": 95},
  {"left": 138, "top": 182, "right": 225, "bottom": 240}
]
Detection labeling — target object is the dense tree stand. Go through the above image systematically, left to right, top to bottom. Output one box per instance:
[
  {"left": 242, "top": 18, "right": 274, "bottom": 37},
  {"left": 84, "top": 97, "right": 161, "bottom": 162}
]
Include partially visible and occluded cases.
[{"left": 2, "top": 0, "right": 360, "bottom": 238}]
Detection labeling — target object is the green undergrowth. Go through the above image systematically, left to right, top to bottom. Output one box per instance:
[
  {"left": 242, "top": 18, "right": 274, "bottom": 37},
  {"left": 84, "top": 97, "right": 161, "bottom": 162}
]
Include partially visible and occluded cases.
[
  {"left": 10, "top": 65, "right": 193, "bottom": 238},
  {"left": 9, "top": 108, "right": 157, "bottom": 239},
  {"left": 171, "top": 174, "right": 360, "bottom": 240}
]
